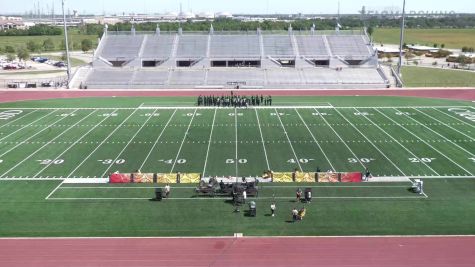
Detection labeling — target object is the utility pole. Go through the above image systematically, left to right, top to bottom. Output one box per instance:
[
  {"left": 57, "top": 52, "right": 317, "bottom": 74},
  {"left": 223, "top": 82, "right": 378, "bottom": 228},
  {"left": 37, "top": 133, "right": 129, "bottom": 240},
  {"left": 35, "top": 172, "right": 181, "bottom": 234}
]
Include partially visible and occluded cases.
[
  {"left": 62, "top": 0, "right": 72, "bottom": 88},
  {"left": 397, "top": 0, "right": 406, "bottom": 76}
]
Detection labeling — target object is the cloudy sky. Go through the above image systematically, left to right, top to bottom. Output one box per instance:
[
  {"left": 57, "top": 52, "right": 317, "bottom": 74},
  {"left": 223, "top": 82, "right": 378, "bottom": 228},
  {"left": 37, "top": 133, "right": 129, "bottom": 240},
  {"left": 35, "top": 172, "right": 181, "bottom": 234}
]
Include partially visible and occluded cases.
[{"left": 1, "top": 0, "right": 473, "bottom": 15}]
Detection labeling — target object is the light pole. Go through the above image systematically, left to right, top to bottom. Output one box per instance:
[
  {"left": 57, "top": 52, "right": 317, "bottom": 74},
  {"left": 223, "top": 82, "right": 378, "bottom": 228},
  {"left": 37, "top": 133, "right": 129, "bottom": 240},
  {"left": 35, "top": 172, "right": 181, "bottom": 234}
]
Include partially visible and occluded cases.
[
  {"left": 62, "top": 0, "right": 72, "bottom": 88},
  {"left": 397, "top": 0, "right": 406, "bottom": 76}
]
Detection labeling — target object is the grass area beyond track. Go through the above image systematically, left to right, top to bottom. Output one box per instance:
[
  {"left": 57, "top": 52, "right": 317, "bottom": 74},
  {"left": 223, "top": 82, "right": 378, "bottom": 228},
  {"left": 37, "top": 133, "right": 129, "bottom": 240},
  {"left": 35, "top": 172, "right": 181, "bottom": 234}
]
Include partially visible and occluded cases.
[
  {"left": 373, "top": 28, "right": 475, "bottom": 49},
  {"left": 402, "top": 66, "right": 475, "bottom": 87},
  {"left": 0, "top": 96, "right": 473, "bottom": 237}
]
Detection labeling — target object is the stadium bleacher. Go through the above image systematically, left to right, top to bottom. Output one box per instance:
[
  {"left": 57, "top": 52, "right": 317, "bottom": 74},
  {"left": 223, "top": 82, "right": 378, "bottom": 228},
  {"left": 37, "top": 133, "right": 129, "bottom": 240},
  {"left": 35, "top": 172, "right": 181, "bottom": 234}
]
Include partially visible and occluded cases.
[{"left": 81, "top": 29, "right": 389, "bottom": 89}]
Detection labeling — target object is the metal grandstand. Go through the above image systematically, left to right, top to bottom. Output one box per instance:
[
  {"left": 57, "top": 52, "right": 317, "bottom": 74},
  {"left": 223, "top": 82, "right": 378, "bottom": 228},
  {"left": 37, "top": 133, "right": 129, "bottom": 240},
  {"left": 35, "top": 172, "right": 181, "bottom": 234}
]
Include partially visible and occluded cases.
[{"left": 75, "top": 26, "right": 390, "bottom": 89}]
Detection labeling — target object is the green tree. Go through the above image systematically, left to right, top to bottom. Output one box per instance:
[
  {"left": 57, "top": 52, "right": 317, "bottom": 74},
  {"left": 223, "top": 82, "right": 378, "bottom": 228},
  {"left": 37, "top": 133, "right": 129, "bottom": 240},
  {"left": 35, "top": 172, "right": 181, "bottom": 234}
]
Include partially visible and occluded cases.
[
  {"left": 366, "top": 26, "right": 374, "bottom": 36},
  {"left": 43, "top": 38, "right": 55, "bottom": 51},
  {"left": 81, "top": 39, "right": 93, "bottom": 52},
  {"left": 26, "top": 40, "right": 41, "bottom": 52},
  {"left": 441, "top": 44, "right": 445, "bottom": 49},
  {"left": 5, "top": 45, "right": 15, "bottom": 53},
  {"left": 16, "top": 47, "right": 30, "bottom": 61},
  {"left": 6, "top": 53, "right": 16, "bottom": 61}
]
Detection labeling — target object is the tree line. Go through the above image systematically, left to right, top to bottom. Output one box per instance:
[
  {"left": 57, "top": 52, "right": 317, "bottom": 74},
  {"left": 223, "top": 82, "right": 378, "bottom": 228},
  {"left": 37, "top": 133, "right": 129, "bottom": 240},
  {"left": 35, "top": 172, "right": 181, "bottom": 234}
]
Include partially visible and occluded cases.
[{"left": 0, "top": 24, "right": 62, "bottom": 36}]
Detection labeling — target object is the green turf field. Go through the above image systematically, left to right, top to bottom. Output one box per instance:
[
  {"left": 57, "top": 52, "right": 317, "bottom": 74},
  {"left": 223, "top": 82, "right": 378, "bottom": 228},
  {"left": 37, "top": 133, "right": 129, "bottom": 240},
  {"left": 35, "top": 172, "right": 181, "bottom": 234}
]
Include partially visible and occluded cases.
[
  {"left": 373, "top": 28, "right": 475, "bottom": 49},
  {"left": 402, "top": 66, "right": 475, "bottom": 87},
  {"left": 0, "top": 96, "right": 474, "bottom": 237}
]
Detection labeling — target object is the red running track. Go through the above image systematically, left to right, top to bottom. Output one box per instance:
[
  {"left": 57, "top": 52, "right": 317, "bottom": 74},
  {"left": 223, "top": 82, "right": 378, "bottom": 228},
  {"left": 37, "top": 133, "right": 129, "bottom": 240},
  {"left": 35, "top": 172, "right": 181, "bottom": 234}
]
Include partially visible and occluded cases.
[
  {"left": 0, "top": 88, "right": 474, "bottom": 103},
  {"left": 0, "top": 236, "right": 474, "bottom": 267}
]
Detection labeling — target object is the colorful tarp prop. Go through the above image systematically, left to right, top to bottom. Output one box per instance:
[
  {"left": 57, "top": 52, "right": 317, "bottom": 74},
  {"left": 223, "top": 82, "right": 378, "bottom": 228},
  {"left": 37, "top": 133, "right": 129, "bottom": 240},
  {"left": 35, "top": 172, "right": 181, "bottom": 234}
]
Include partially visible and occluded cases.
[{"left": 109, "top": 173, "right": 131, "bottom": 183}]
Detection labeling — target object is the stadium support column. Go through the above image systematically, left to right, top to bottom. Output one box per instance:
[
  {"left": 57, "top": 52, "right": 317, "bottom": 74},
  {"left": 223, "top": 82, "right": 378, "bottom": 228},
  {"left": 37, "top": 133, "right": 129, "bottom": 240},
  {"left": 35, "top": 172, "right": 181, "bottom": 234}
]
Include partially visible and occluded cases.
[
  {"left": 62, "top": 0, "right": 72, "bottom": 88},
  {"left": 397, "top": 0, "right": 406, "bottom": 77}
]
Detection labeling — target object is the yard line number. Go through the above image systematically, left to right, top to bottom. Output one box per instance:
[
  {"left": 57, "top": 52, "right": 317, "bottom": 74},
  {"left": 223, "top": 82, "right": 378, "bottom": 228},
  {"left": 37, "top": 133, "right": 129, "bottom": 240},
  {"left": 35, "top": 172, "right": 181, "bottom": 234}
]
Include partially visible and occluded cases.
[
  {"left": 0, "top": 110, "right": 23, "bottom": 120},
  {"left": 100, "top": 113, "right": 118, "bottom": 117},
  {"left": 288, "top": 158, "right": 314, "bottom": 164},
  {"left": 348, "top": 158, "right": 375, "bottom": 164},
  {"left": 409, "top": 158, "right": 436, "bottom": 163},
  {"left": 37, "top": 159, "right": 64, "bottom": 165},
  {"left": 98, "top": 159, "right": 126, "bottom": 165},
  {"left": 159, "top": 159, "right": 187, "bottom": 164},
  {"left": 226, "top": 159, "right": 248, "bottom": 164}
]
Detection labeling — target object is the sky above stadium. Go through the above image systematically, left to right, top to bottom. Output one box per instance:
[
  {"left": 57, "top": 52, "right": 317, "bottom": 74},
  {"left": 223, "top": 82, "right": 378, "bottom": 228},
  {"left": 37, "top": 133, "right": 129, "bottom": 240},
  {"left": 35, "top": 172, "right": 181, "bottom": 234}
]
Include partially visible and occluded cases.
[{"left": 1, "top": 0, "right": 474, "bottom": 15}]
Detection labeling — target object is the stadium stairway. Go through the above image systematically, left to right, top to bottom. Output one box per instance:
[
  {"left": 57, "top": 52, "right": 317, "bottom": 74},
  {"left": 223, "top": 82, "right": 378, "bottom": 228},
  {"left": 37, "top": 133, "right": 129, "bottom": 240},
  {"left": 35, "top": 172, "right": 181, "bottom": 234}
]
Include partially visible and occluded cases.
[
  {"left": 380, "top": 64, "right": 397, "bottom": 87},
  {"left": 69, "top": 66, "right": 92, "bottom": 89}
]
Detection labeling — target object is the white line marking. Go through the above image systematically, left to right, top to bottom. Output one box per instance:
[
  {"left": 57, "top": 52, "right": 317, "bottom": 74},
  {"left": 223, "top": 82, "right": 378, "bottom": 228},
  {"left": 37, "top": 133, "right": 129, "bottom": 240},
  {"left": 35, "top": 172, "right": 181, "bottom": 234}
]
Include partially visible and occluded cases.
[
  {"left": 3, "top": 106, "right": 469, "bottom": 110},
  {"left": 66, "top": 108, "right": 141, "bottom": 177},
  {"left": 234, "top": 108, "right": 238, "bottom": 177},
  {"left": 274, "top": 108, "right": 303, "bottom": 171},
  {"left": 295, "top": 108, "right": 334, "bottom": 171},
  {"left": 315, "top": 108, "right": 366, "bottom": 169},
  {"left": 333, "top": 108, "right": 406, "bottom": 176},
  {"left": 356, "top": 108, "right": 440, "bottom": 176},
  {"left": 413, "top": 108, "right": 475, "bottom": 146},
  {"left": 432, "top": 108, "right": 475, "bottom": 129},
  {"left": 0, "top": 109, "right": 57, "bottom": 142},
  {"left": 0, "top": 109, "right": 39, "bottom": 130},
  {"left": 1, "top": 109, "right": 94, "bottom": 178},
  {"left": 33, "top": 109, "right": 119, "bottom": 178},
  {"left": 100, "top": 109, "right": 159, "bottom": 177},
  {"left": 170, "top": 109, "right": 197, "bottom": 173},
  {"left": 202, "top": 109, "right": 217, "bottom": 177},
  {"left": 255, "top": 109, "right": 270, "bottom": 171},
  {"left": 377, "top": 109, "right": 473, "bottom": 176},
  {"left": 0, "top": 110, "right": 74, "bottom": 159},
  {"left": 139, "top": 110, "right": 177, "bottom": 170},
  {"left": 45, "top": 180, "right": 64, "bottom": 200},
  {"left": 58, "top": 185, "right": 411, "bottom": 189},
  {"left": 47, "top": 196, "right": 427, "bottom": 200}
]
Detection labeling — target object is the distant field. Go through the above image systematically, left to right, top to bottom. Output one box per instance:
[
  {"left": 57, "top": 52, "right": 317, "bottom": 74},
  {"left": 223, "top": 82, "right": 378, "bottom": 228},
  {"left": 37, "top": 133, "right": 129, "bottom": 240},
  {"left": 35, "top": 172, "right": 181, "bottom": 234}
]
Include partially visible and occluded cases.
[
  {"left": 373, "top": 28, "right": 475, "bottom": 49},
  {"left": 0, "top": 34, "right": 98, "bottom": 53},
  {"left": 402, "top": 66, "right": 475, "bottom": 87},
  {"left": 0, "top": 96, "right": 474, "bottom": 237}
]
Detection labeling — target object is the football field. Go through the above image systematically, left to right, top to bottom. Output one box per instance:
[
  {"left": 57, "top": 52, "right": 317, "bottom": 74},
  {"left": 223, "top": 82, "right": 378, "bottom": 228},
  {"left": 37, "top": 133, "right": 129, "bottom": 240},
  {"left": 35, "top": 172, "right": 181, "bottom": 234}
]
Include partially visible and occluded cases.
[
  {"left": 1, "top": 96, "right": 475, "bottom": 237},
  {"left": 0, "top": 101, "right": 474, "bottom": 179}
]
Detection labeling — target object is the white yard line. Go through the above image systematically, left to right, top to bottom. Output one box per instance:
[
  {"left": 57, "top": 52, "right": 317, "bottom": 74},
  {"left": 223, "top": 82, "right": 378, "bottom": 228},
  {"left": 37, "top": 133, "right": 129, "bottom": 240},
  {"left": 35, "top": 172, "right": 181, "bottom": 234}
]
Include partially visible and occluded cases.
[
  {"left": 3, "top": 105, "right": 470, "bottom": 110},
  {"left": 66, "top": 108, "right": 141, "bottom": 178},
  {"left": 234, "top": 108, "right": 239, "bottom": 177},
  {"left": 274, "top": 108, "right": 303, "bottom": 171},
  {"left": 294, "top": 108, "right": 335, "bottom": 171},
  {"left": 314, "top": 108, "right": 366, "bottom": 169},
  {"left": 333, "top": 108, "right": 406, "bottom": 176},
  {"left": 355, "top": 108, "right": 440, "bottom": 176},
  {"left": 413, "top": 108, "right": 475, "bottom": 142},
  {"left": 432, "top": 108, "right": 475, "bottom": 129},
  {"left": 0, "top": 109, "right": 95, "bottom": 178},
  {"left": 0, "top": 109, "right": 57, "bottom": 142},
  {"left": 0, "top": 109, "right": 39, "bottom": 130},
  {"left": 33, "top": 109, "right": 119, "bottom": 178},
  {"left": 100, "top": 109, "right": 160, "bottom": 177},
  {"left": 170, "top": 109, "right": 197, "bottom": 173},
  {"left": 202, "top": 109, "right": 217, "bottom": 177},
  {"left": 255, "top": 109, "right": 270, "bottom": 171},
  {"left": 376, "top": 109, "right": 473, "bottom": 176},
  {"left": 0, "top": 110, "right": 74, "bottom": 159},
  {"left": 139, "top": 110, "right": 177, "bottom": 171},
  {"left": 44, "top": 180, "right": 65, "bottom": 200},
  {"left": 58, "top": 185, "right": 410, "bottom": 189},
  {"left": 47, "top": 195, "right": 427, "bottom": 201}
]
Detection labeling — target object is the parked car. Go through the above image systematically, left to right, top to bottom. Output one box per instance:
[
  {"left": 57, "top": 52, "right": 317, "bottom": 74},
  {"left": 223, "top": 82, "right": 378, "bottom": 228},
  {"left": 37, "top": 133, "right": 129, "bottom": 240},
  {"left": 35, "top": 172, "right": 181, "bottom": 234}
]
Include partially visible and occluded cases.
[{"left": 54, "top": 61, "right": 66, "bottom": 67}]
